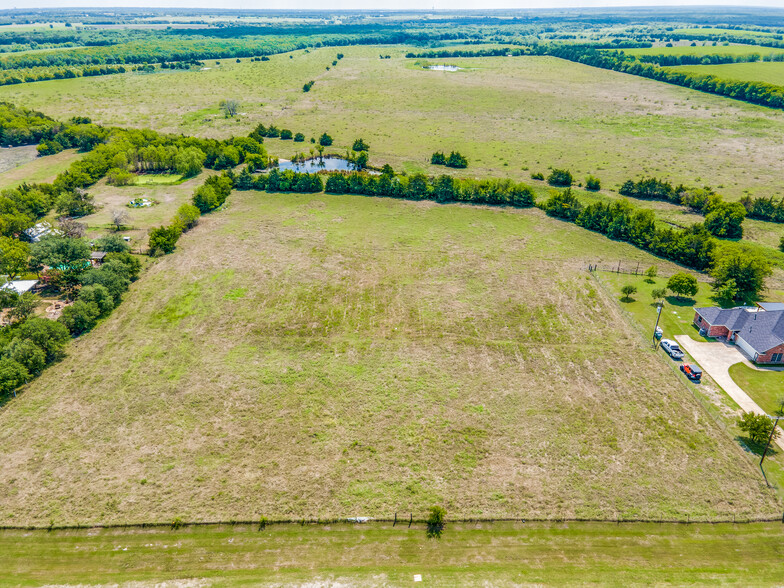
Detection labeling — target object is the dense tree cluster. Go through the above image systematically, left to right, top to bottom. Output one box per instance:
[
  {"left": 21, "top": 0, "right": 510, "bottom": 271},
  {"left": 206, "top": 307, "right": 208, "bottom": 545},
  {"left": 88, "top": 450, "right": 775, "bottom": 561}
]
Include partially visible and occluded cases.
[
  {"left": 0, "top": 102, "right": 61, "bottom": 147},
  {"left": 431, "top": 151, "right": 468, "bottom": 168},
  {"left": 740, "top": 195, "right": 784, "bottom": 223}
]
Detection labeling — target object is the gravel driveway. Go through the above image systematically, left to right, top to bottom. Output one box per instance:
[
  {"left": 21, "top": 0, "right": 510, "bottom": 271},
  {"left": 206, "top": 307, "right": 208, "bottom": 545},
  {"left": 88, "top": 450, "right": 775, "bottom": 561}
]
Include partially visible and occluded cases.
[{"left": 675, "top": 335, "right": 784, "bottom": 451}]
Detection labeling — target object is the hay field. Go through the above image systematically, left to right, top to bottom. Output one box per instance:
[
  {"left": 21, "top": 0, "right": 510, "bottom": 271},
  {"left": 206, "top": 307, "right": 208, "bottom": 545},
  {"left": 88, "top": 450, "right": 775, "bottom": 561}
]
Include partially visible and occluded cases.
[
  {"left": 1, "top": 46, "right": 784, "bottom": 198},
  {"left": 0, "top": 191, "right": 777, "bottom": 526}
]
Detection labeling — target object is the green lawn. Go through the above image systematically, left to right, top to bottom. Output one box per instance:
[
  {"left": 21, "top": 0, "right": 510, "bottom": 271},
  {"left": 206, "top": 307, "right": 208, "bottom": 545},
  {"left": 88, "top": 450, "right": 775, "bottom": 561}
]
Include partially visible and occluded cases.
[
  {"left": 133, "top": 173, "right": 186, "bottom": 185},
  {"left": 594, "top": 270, "right": 714, "bottom": 344},
  {"left": 729, "top": 363, "right": 784, "bottom": 416},
  {"left": 2, "top": 521, "right": 784, "bottom": 586}
]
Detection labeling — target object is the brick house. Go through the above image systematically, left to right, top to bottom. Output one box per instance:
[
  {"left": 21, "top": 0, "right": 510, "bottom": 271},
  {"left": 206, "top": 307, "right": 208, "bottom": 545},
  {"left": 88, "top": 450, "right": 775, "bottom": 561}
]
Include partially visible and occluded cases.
[{"left": 693, "top": 305, "right": 784, "bottom": 364}]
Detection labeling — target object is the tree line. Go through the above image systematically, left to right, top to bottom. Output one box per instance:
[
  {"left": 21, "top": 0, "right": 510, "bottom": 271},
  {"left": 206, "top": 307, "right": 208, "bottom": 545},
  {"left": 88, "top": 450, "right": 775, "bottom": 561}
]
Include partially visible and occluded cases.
[
  {"left": 536, "top": 44, "right": 784, "bottom": 110},
  {"left": 634, "top": 51, "right": 764, "bottom": 66},
  {"left": 619, "top": 177, "right": 747, "bottom": 238},
  {"left": 543, "top": 188, "right": 770, "bottom": 303}
]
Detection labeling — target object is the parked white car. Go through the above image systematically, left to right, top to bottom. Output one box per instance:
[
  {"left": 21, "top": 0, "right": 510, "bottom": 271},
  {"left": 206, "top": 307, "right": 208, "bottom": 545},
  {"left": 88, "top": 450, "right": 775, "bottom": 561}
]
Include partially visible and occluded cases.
[{"left": 660, "top": 339, "right": 684, "bottom": 360}]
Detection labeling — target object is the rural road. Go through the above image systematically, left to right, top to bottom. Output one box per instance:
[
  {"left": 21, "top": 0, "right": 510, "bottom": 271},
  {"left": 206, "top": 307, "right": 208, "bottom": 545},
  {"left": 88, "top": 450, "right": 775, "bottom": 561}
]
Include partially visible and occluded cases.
[{"left": 675, "top": 335, "right": 784, "bottom": 452}]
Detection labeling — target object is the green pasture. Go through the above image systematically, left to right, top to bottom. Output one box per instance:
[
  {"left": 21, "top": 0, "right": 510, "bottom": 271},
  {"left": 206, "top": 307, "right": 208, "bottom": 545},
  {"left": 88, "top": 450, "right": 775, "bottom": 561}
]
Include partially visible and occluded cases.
[
  {"left": 674, "top": 27, "right": 778, "bottom": 38},
  {"left": 623, "top": 44, "right": 784, "bottom": 57},
  {"left": 2, "top": 46, "right": 784, "bottom": 199},
  {"left": 668, "top": 61, "right": 784, "bottom": 86},
  {"left": 0, "top": 148, "right": 80, "bottom": 191},
  {"left": 3, "top": 521, "right": 784, "bottom": 586}
]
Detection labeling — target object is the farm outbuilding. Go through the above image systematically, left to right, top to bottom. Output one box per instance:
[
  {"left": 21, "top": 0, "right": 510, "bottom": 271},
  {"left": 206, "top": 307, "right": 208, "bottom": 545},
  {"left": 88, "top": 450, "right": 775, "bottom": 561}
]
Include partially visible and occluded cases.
[{"left": 1, "top": 280, "right": 40, "bottom": 295}]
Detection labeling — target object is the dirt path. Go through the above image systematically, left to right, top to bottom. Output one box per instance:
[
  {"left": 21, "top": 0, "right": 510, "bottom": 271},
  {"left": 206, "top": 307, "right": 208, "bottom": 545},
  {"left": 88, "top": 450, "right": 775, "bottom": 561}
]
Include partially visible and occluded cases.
[{"left": 675, "top": 335, "right": 784, "bottom": 451}]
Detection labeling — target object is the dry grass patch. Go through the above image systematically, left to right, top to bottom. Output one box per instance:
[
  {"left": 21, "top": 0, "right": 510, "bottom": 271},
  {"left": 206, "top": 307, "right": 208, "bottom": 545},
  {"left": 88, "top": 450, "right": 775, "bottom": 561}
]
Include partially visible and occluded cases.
[{"left": 0, "top": 192, "right": 778, "bottom": 525}]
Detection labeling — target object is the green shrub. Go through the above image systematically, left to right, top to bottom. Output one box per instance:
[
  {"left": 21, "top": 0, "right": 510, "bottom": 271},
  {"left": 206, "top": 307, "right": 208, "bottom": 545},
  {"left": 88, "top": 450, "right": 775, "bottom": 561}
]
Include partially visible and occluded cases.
[
  {"left": 547, "top": 169, "right": 573, "bottom": 187},
  {"left": 585, "top": 175, "right": 601, "bottom": 191},
  {"left": 426, "top": 506, "right": 446, "bottom": 539}
]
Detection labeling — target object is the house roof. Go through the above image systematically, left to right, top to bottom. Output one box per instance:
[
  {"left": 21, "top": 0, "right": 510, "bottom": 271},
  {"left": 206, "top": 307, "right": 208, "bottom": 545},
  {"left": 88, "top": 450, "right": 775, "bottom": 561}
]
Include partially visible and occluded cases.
[
  {"left": 90, "top": 251, "right": 107, "bottom": 260},
  {"left": 1, "top": 280, "right": 39, "bottom": 295},
  {"left": 757, "top": 302, "right": 784, "bottom": 312},
  {"left": 695, "top": 306, "right": 755, "bottom": 331},
  {"left": 696, "top": 306, "right": 784, "bottom": 355},
  {"left": 736, "top": 311, "right": 784, "bottom": 355}
]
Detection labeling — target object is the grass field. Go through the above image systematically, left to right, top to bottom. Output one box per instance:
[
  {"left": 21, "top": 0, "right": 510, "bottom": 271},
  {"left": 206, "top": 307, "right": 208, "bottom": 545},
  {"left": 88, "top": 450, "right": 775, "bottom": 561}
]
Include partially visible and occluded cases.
[
  {"left": 674, "top": 27, "right": 778, "bottom": 38},
  {"left": 624, "top": 44, "right": 784, "bottom": 57},
  {"left": 2, "top": 46, "right": 784, "bottom": 198},
  {"left": 669, "top": 61, "right": 784, "bottom": 86},
  {"left": 0, "top": 148, "right": 80, "bottom": 191},
  {"left": 75, "top": 171, "right": 213, "bottom": 244},
  {"left": 0, "top": 191, "right": 778, "bottom": 526},
  {"left": 729, "top": 363, "right": 784, "bottom": 416},
  {"left": 3, "top": 521, "right": 784, "bottom": 586}
]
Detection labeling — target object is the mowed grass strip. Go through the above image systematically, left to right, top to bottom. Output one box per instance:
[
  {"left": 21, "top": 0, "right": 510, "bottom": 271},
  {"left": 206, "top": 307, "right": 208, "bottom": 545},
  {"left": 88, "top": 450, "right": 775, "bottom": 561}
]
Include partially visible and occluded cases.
[
  {"left": 0, "top": 192, "right": 778, "bottom": 526},
  {"left": 3, "top": 521, "right": 784, "bottom": 586}
]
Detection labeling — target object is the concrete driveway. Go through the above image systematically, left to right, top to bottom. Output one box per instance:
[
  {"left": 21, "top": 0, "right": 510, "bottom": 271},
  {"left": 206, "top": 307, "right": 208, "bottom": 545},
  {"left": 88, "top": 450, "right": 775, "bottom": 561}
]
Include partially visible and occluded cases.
[{"left": 675, "top": 335, "right": 784, "bottom": 451}]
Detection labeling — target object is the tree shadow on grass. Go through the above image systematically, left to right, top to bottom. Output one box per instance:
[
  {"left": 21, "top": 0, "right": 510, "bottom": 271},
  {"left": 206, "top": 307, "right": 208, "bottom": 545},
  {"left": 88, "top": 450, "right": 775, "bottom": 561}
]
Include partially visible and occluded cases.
[
  {"left": 664, "top": 295, "right": 696, "bottom": 308},
  {"left": 735, "top": 435, "right": 777, "bottom": 458}
]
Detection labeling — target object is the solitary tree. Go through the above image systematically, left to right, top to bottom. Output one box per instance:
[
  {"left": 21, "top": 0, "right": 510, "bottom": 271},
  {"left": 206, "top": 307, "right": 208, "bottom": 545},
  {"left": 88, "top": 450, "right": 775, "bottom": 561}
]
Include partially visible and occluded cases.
[
  {"left": 220, "top": 99, "right": 240, "bottom": 117},
  {"left": 319, "top": 133, "right": 333, "bottom": 147},
  {"left": 352, "top": 138, "right": 369, "bottom": 152},
  {"left": 111, "top": 209, "right": 131, "bottom": 232},
  {"left": 57, "top": 216, "right": 86, "bottom": 239},
  {"left": 644, "top": 265, "right": 658, "bottom": 283},
  {"left": 667, "top": 272, "right": 698, "bottom": 299},
  {"left": 620, "top": 284, "right": 637, "bottom": 301},
  {"left": 651, "top": 287, "right": 667, "bottom": 302},
  {"left": 737, "top": 412, "right": 780, "bottom": 446}
]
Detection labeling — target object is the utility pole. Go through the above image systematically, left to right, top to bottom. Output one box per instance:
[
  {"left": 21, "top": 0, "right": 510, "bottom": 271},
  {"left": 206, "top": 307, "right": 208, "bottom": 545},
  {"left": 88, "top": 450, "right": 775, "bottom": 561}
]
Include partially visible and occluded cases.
[
  {"left": 652, "top": 302, "right": 663, "bottom": 349},
  {"left": 760, "top": 415, "right": 782, "bottom": 467}
]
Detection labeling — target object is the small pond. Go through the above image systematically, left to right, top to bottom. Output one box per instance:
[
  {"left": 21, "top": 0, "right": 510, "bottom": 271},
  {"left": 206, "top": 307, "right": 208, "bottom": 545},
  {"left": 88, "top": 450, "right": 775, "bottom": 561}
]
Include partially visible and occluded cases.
[
  {"left": 425, "top": 65, "right": 462, "bottom": 72},
  {"left": 271, "top": 157, "right": 358, "bottom": 173}
]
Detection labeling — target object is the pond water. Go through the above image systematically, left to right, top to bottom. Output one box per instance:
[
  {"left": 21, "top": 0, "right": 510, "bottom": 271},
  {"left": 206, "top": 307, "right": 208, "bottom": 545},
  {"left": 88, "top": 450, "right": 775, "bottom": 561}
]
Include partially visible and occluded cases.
[
  {"left": 426, "top": 65, "right": 462, "bottom": 72},
  {"left": 272, "top": 157, "right": 358, "bottom": 173}
]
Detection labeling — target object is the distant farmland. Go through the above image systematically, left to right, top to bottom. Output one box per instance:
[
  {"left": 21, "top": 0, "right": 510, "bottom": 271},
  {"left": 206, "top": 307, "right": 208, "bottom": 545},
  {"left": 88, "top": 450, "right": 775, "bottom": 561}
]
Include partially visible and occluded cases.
[{"left": 3, "top": 46, "right": 784, "bottom": 198}]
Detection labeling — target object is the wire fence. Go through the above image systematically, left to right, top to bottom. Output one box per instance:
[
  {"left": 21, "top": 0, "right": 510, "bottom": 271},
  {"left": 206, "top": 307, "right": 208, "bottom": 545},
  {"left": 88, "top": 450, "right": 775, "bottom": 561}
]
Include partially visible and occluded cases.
[{"left": 1, "top": 513, "right": 782, "bottom": 533}]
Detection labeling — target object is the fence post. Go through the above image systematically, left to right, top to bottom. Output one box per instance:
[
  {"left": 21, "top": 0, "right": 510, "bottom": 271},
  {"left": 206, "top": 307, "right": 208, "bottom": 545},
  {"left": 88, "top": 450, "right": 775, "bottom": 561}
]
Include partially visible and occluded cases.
[
  {"left": 393, "top": 512, "right": 397, "bottom": 527},
  {"left": 409, "top": 513, "right": 412, "bottom": 528}
]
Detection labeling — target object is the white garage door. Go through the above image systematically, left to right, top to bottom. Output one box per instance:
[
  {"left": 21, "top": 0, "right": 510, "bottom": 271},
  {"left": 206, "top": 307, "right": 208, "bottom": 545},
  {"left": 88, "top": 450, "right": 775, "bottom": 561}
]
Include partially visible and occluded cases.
[{"left": 735, "top": 335, "right": 757, "bottom": 361}]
